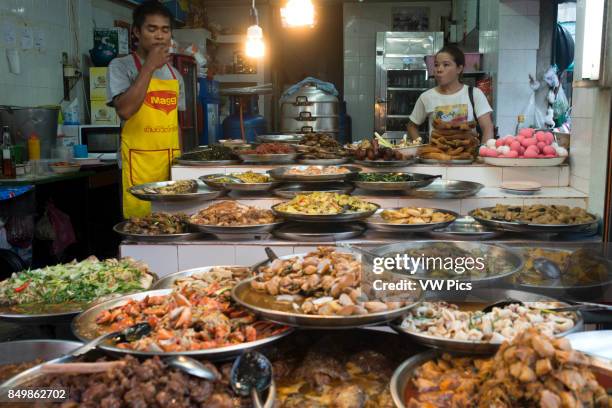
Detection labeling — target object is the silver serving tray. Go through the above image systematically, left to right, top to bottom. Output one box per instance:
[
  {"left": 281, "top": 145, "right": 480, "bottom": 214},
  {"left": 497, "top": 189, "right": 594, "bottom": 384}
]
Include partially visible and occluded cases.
[
  {"left": 256, "top": 134, "right": 303, "bottom": 144},
  {"left": 238, "top": 153, "right": 298, "bottom": 163},
  {"left": 298, "top": 157, "right": 350, "bottom": 165},
  {"left": 176, "top": 158, "right": 242, "bottom": 166},
  {"left": 419, "top": 158, "right": 474, "bottom": 164},
  {"left": 354, "top": 159, "right": 416, "bottom": 167},
  {"left": 267, "top": 165, "right": 361, "bottom": 182},
  {"left": 353, "top": 173, "right": 440, "bottom": 191},
  {"left": 200, "top": 174, "right": 279, "bottom": 192},
  {"left": 406, "top": 179, "right": 484, "bottom": 199},
  {"left": 129, "top": 180, "right": 225, "bottom": 202},
  {"left": 272, "top": 183, "right": 354, "bottom": 198},
  {"left": 271, "top": 202, "right": 379, "bottom": 223},
  {"left": 469, "top": 207, "right": 600, "bottom": 233},
  {"left": 366, "top": 208, "right": 458, "bottom": 233},
  {"left": 427, "top": 216, "right": 503, "bottom": 240},
  {"left": 187, "top": 220, "right": 285, "bottom": 235},
  {"left": 113, "top": 221, "right": 204, "bottom": 242},
  {"left": 272, "top": 222, "right": 366, "bottom": 242},
  {"left": 372, "top": 241, "right": 524, "bottom": 286},
  {"left": 152, "top": 265, "right": 251, "bottom": 290},
  {"left": 232, "top": 265, "right": 422, "bottom": 329},
  {"left": 72, "top": 289, "right": 293, "bottom": 360},
  {"left": 390, "top": 289, "right": 584, "bottom": 356},
  {"left": 0, "top": 339, "right": 83, "bottom": 364}
]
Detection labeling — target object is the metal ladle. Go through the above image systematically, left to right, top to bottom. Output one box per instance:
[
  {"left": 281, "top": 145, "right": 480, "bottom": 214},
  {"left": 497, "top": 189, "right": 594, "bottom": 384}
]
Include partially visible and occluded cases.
[
  {"left": 230, "top": 351, "right": 275, "bottom": 408},
  {"left": 164, "top": 355, "right": 220, "bottom": 381}
]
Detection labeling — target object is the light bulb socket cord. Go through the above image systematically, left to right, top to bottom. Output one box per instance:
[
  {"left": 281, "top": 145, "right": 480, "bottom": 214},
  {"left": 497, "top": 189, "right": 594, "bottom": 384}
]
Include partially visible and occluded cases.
[{"left": 250, "top": 0, "right": 259, "bottom": 26}]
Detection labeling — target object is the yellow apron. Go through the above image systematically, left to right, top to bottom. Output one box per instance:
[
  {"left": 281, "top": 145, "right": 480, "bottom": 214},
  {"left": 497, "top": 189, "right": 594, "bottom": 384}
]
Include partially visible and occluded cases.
[{"left": 121, "top": 54, "right": 180, "bottom": 218}]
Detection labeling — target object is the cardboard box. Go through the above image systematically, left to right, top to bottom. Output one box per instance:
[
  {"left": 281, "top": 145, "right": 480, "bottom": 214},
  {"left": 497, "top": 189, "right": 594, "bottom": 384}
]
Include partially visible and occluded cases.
[
  {"left": 89, "top": 67, "right": 108, "bottom": 101},
  {"left": 91, "top": 100, "right": 119, "bottom": 125}
]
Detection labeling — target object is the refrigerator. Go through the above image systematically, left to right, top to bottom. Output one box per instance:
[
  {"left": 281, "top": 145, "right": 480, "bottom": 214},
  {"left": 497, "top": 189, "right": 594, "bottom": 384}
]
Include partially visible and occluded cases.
[{"left": 375, "top": 32, "right": 444, "bottom": 139}]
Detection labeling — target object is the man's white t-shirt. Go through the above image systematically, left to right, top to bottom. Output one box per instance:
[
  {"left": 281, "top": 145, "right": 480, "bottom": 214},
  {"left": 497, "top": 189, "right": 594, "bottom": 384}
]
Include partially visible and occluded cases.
[{"left": 409, "top": 85, "right": 492, "bottom": 135}]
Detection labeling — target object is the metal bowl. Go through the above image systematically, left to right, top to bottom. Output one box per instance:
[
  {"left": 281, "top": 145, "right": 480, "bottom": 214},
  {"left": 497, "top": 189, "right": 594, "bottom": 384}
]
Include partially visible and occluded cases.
[
  {"left": 256, "top": 134, "right": 303, "bottom": 144},
  {"left": 238, "top": 153, "right": 299, "bottom": 164},
  {"left": 297, "top": 157, "right": 350, "bottom": 165},
  {"left": 175, "top": 158, "right": 242, "bottom": 166},
  {"left": 419, "top": 158, "right": 474, "bottom": 164},
  {"left": 354, "top": 159, "right": 416, "bottom": 168},
  {"left": 267, "top": 165, "right": 361, "bottom": 182},
  {"left": 353, "top": 173, "right": 440, "bottom": 191},
  {"left": 200, "top": 174, "right": 279, "bottom": 192},
  {"left": 129, "top": 180, "right": 225, "bottom": 202},
  {"left": 406, "top": 180, "right": 484, "bottom": 199},
  {"left": 272, "top": 183, "right": 354, "bottom": 198},
  {"left": 271, "top": 202, "right": 379, "bottom": 223},
  {"left": 469, "top": 207, "right": 600, "bottom": 233},
  {"left": 366, "top": 208, "right": 458, "bottom": 233},
  {"left": 427, "top": 216, "right": 504, "bottom": 240},
  {"left": 187, "top": 220, "right": 285, "bottom": 235},
  {"left": 113, "top": 221, "right": 205, "bottom": 242},
  {"left": 272, "top": 222, "right": 366, "bottom": 242},
  {"left": 372, "top": 241, "right": 524, "bottom": 286},
  {"left": 152, "top": 265, "right": 251, "bottom": 290},
  {"left": 72, "top": 289, "right": 293, "bottom": 361},
  {"left": 390, "top": 289, "right": 584, "bottom": 355},
  {"left": 0, "top": 339, "right": 83, "bottom": 364},
  {"left": 390, "top": 349, "right": 439, "bottom": 408}
]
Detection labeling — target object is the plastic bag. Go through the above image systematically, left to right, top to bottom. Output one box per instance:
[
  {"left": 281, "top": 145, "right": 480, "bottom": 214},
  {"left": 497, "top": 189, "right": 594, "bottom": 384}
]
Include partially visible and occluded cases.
[
  {"left": 521, "top": 75, "right": 541, "bottom": 128},
  {"left": 553, "top": 86, "right": 570, "bottom": 127}
]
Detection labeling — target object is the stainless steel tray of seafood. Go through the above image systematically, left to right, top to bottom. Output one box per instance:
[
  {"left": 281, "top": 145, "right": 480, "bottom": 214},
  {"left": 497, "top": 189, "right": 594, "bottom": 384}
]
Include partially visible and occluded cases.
[
  {"left": 256, "top": 134, "right": 303, "bottom": 144},
  {"left": 238, "top": 153, "right": 299, "bottom": 164},
  {"left": 297, "top": 157, "right": 350, "bottom": 165},
  {"left": 175, "top": 158, "right": 242, "bottom": 166},
  {"left": 419, "top": 158, "right": 474, "bottom": 164},
  {"left": 354, "top": 159, "right": 416, "bottom": 168},
  {"left": 267, "top": 165, "right": 361, "bottom": 182},
  {"left": 353, "top": 173, "right": 440, "bottom": 191},
  {"left": 200, "top": 174, "right": 279, "bottom": 192},
  {"left": 128, "top": 180, "right": 225, "bottom": 202},
  {"left": 406, "top": 180, "right": 484, "bottom": 199},
  {"left": 272, "top": 183, "right": 354, "bottom": 198},
  {"left": 271, "top": 202, "right": 379, "bottom": 223},
  {"left": 469, "top": 207, "right": 600, "bottom": 233},
  {"left": 366, "top": 209, "right": 459, "bottom": 233},
  {"left": 427, "top": 216, "right": 503, "bottom": 240},
  {"left": 187, "top": 220, "right": 285, "bottom": 235},
  {"left": 113, "top": 221, "right": 205, "bottom": 242},
  {"left": 272, "top": 222, "right": 366, "bottom": 242},
  {"left": 372, "top": 241, "right": 524, "bottom": 286},
  {"left": 152, "top": 265, "right": 250, "bottom": 290},
  {"left": 232, "top": 278, "right": 422, "bottom": 329},
  {"left": 71, "top": 289, "right": 293, "bottom": 360},
  {"left": 389, "top": 289, "right": 584, "bottom": 355},
  {"left": 0, "top": 339, "right": 84, "bottom": 364}
]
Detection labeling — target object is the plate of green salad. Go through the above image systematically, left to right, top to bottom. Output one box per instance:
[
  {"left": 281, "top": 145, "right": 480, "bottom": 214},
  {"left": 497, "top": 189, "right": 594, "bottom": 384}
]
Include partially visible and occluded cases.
[
  {"left": 353, "top": 172, "right": 441, "bottom": 191},
  {"left": 0, "top": 257, "right": 156, "bottom": 323}
]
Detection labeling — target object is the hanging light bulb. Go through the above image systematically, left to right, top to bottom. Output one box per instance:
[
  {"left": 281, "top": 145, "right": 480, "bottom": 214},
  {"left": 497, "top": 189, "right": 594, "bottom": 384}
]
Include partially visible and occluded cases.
[
  {"left": 245, "top": 0, "right": 265, "bottom": 58},
  {"left": 281, "top": 0, "right": 315, "bottom": 28}
]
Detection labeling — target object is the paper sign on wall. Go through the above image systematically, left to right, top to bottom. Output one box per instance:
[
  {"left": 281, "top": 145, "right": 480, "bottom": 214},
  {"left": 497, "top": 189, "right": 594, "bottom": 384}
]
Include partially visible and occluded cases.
[
  {"left": 2, "top": 22, "right": 17, "bottom": 48},
  {"left": 20, "top": 27, "right": 33, "bottom": 50},
  {"left": 34, "top": 28, "right": 46, "bottom": 50}
]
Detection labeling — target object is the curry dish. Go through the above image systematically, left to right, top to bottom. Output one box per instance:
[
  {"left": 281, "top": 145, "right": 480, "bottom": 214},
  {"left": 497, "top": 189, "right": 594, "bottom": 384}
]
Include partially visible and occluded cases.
[{"left": 472, "top": 204, "right": 595, "bottom": 225}]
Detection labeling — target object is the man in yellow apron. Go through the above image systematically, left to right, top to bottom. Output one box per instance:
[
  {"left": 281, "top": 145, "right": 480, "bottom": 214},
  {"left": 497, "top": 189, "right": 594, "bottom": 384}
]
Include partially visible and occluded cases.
[{"left": 106, "top": 1, "right": 184, "bottom": 218}]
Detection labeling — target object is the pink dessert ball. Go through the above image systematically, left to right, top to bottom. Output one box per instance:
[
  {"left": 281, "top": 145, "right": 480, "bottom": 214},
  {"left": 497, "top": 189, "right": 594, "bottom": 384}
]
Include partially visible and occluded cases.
[
  {"left": 519, "top": 128, "right": 535, "bottom": 137},
  {"left": 535, "top": 132, "right": 547, "bottom": 143},
  {"left": 545, "top": 132, "right": 554, "bottom": 144},
  {"left": 516, "top": 135, "right": 525, "bottom": 143},
  {"left": 504, "top": 137, "right": 515, "bottom": 146},
  {"left": 521, "top": 138, "right": 537, "bottom": 147},
  {"left": 495, "top": 139, "right": 505, "bottom": 148},
  {"left": 510, "top": 141, "right": 521, "bottom": 152},
  {"left": 536, "top": 141, "right": 547, "bottom": 151},
  {"left": 518, "top": 146, "right": 526, "bottom": 156},
  {"left": 542, "top": 146, "right": 557, "bottom": 156},
  {"left": 505, "top": 150, "right": 519, "bottom": 158},
  {"left": 524, "top": 150, "right": 539, "bottom": 158}
]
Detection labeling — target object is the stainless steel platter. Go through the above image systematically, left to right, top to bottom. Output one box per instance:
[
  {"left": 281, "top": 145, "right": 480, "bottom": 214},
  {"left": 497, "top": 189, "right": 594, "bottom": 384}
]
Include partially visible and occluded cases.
[
  {"left": 256, "top": 134, "right": 303, "bottom": 144},
  {"left": 238, "top": 153, "right": 299, "bottom": 164},
  {"left": 297, "top": 157, "right": 350, "bottom": 165},
  {"left": 175, "top": 158, "right": 242, "bottom": 166},
  {"left": 419, "top": 158, "right": 474, "bottom": 164},
  {"left": 354, "top": 159, "right": 416, "bottom": 167},
  {"left": 267, "top": 165, "right": 361, "bottom": 182},
  {"left": 353, "top": 173, "right": 440, "bottom": 191},
  {"left": 200, "top": 174, "right": 279, "bottom": 192},
  {"left": 406, "top": 179, "right": 484, "bottom": 199},
  {"left": 129, "top": 180, "right": 225, "bottom": 202},
  {"left": 272, "top": 182, "right": 354, "bottom": 198},
  {"left": 271, "top": 202, "right": 379, "bottom": 223},
  {"left": 469, "top": 207, "right": 600, "bottom": 233},
  {"left": 366, "top": 208, "right": 459, "bottom": 233},
  {"left": 427, "top": 216, "right": 504, "bottom": 240},
  {"left": 187, "top": 220, "right": 285, "bottom": 235},
  {"left": 113, "top": 221, "right": 205, "bottom": 242},
  {"left": 272, "top": 222, "right": 366, "bottom": 241},
  {"left": 372, "top": 241, "right": 524, "bottom": 286},
  {"left": 232, "top": 259, "right": 423, "bottom": 329},
  {"left": 152, "top": 265, "right": 250, "bottom": 289},
  {"left": 72, "top": 289, "right": 293, "bottom": 360},
  {"left": 390, "top": 289, "right": 584, "bottom": 355},
  {"left": 0, "top": 339, "right": 83, "bottom": 364},
  {"left": 390, "top": 349, "right": 439, "bottom": 408}
]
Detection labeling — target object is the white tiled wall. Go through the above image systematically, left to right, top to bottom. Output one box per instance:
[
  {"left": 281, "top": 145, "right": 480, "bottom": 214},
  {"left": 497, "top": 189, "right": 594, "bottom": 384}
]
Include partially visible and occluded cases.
[{"left": 343, "top": 2, "right": 451, "bottom": 139}]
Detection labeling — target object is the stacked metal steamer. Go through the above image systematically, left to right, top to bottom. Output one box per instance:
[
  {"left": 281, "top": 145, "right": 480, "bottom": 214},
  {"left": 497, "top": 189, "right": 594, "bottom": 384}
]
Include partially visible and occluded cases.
[{"left": 280, "top": 84, "right": 339, "bottom": 135}]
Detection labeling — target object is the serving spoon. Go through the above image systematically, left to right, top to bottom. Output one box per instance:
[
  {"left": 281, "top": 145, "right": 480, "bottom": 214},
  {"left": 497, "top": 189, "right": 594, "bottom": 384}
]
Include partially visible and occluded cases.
[{"left": 230, "top": 351, "right": 275, "bottom": 408}]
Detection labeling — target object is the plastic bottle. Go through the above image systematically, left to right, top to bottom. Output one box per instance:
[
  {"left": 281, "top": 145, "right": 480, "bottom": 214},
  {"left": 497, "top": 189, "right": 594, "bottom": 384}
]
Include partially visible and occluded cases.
[
  {"left": 2, "top": 127, "right": 16, "bottom": 178},
  {"left": 28, "top": 133, "right": 41, "bottom": 160}
]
